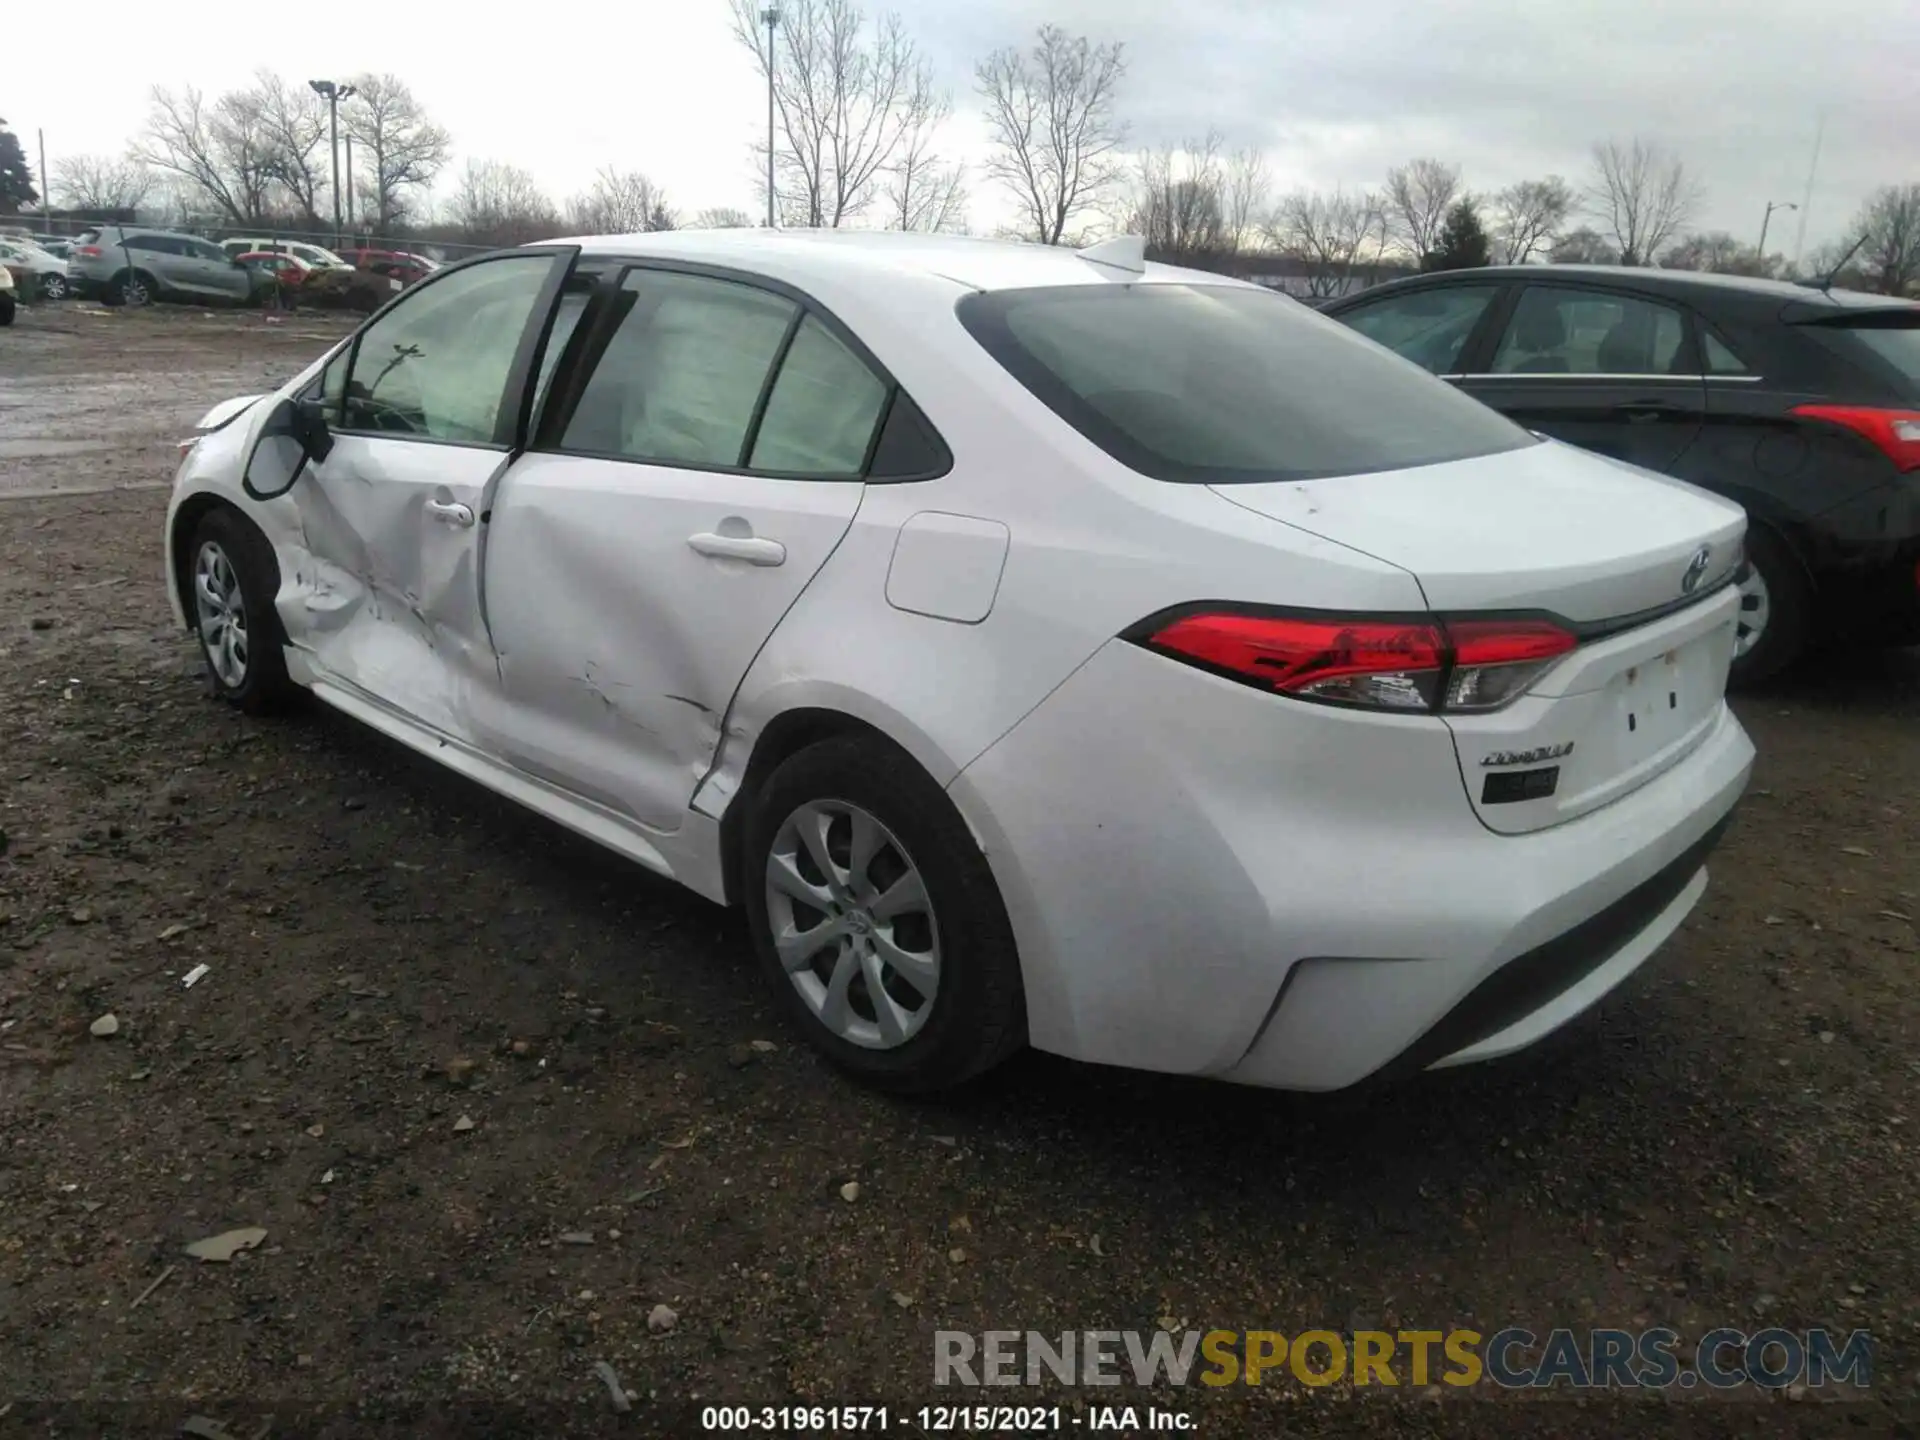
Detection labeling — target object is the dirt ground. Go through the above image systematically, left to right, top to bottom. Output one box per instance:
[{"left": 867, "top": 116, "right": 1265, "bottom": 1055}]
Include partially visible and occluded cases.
[{"left": 1, "top": 303, "right": 1917, "bottom": 1440}]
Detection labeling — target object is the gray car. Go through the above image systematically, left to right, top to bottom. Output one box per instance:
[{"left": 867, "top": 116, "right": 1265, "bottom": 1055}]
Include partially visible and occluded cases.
[{"left": 67, "top": 226, "right": 255, "bottom": 307}]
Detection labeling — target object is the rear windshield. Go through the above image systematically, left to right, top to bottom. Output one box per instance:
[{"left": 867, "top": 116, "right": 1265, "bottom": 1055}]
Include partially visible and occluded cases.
[
  {"left": 956, "top": 283, "right": 1535, "bottom": 484},
  {"left": 1818, "top": 316, "right": 1920, "bottom": 392}
]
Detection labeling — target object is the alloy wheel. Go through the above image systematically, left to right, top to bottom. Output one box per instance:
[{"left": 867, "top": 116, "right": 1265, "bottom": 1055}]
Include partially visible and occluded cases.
[
  {"left": 41, "top": 274, "right": 67, "bottom": 300},
  {"left": 123, "top": 275, "right": 151, "bottom": 307},
  {"left": 193, "top": 540, "right": 249, "bottom": 689},
  {"left": 1733, "top": 564, "right": 1771, "bottom": 659},
  {"left": 764, "top": 800, "right": 941, "bottom": 1050}
]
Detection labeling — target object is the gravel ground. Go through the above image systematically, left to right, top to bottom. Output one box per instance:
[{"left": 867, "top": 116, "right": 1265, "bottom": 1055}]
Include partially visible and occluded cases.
[{"left": 1, "top": 303, "right": 1917, "bottom": 1439}]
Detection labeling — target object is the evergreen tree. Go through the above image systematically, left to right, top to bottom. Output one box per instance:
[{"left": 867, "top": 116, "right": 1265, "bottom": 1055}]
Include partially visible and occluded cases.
[
  {"left": 0, "top": 121, "right": 38, "bottom": 213},
  {"left": 1423, "top": 197, "right": 1491, "bottom": 271}
]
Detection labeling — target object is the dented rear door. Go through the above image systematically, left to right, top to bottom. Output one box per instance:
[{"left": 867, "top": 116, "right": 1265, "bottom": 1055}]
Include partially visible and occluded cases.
[
  {"left": 279, "top": 249, "right": 577, "bottom": 742},
  {"left": 475, "top": 265, "right": 888, "bottom": 832}
]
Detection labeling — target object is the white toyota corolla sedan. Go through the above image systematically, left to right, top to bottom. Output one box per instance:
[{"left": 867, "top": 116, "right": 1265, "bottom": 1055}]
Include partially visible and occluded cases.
[{"left": 164, "top": 230, "right": 1754, "bottom": 1093}]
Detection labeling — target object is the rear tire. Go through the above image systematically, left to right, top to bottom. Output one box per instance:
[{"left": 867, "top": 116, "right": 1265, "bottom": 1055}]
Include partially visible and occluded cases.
[
  {"left": 109, "top": 270, "right": 159, "bottom": 307},
  {"left": 0, "top": 295, "right": 13, "bottom": 326},
  {"left": 187, "top": 508, "right": 299, "bottom": 715},
  {"left": 1729, "top": 525, "right": 1812, "bottom": 687},
  {"left": 742, "top": 736, "right": 1026, "bottom": 1093}
]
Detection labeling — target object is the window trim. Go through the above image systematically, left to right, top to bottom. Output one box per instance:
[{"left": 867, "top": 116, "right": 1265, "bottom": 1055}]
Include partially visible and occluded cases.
[
  {"left": 326, "top": 245, "right": 580, "bottom": 451},
  {"left": 531, "top": 255, "right": 951, "bottom": 484}
]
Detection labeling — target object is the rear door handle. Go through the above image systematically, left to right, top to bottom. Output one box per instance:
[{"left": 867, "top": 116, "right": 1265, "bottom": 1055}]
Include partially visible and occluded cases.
[
  {"left": 1617, "top": 401, "right": 1685, "bottom": 424},
  {"left": 425, "top": 499, "right": 475, "bottom": 527},
  {"left": 688, "top": 532, "right": 786, "bottom": 566}
]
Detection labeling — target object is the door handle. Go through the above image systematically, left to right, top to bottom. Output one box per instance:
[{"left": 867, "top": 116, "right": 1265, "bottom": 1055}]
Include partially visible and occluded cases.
[
  {"left": 1616, "top": 401, "right": 1684, "bottom": 424},
  {"left": 425, "top": 499, "right": 475, "bottom": 527},
  {"left": 688, "top": 532, "right": 786, "bottom": 566}
]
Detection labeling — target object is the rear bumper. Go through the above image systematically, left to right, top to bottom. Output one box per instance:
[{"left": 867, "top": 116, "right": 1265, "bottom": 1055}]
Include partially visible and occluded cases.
[{"left": 950, "top": 639, "right": 1754, "bottom": 1090}]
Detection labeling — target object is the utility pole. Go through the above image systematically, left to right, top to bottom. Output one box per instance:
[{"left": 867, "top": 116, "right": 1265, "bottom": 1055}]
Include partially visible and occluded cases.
[
  {"left": 762, "top": 6, "right": 780, "bottom": 227},
  {"left": 308, "top": 79, "right": 357, "bottom": 248},
  {"left": 1792, "top": 108, "right": 1825, "bottom": 273},
  {"left": 37, "top": 128, "right": 48, "bottom": 222},
  {"left": 345, "top": 134, "right": 354, "bottom": 237},
  {"left": 1758, "top": 200, "right": 1796, "bottom": 261}
]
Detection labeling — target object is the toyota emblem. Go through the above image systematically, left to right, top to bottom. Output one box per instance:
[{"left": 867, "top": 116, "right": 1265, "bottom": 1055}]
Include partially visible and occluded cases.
[{"left": 1680, "top": 545, "right": 1712, "bottom": 595}]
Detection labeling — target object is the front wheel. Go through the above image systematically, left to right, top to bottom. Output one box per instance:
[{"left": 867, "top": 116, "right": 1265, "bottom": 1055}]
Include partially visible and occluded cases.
[
  {"left": 40, "top": 273, "right": 68, "bottom": 300},
  {"left": 187, "top": 509, "right": 298, "bottom": 714},
  {"left": 1728, "top": 526, "right": 1812, "bottom": 687},
  {"left": 743, "top": 736, "right": 1026, "bottom": 1093}
]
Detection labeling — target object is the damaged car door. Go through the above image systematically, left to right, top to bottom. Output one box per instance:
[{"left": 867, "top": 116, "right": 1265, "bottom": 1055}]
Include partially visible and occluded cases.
[
  {"left": 278, "top": 248, "right": 577, "bottom": 740},
  {"left": 476, "top": 265, "right": 885, "bottom": 831}
]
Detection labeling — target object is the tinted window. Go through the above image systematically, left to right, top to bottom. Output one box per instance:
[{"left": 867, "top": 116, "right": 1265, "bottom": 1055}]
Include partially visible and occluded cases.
[
  {"left": 127, "top": 235, "right": 177, "bottom": 254},
  {"left": 190, "top": 240, "right": 229, "bottom": 263},
  {"left": 341, "top": 254, "right": 553, "bottom": 442},
  {"left": 559, "top": 269, "right": 796, "bottom": 467},
  {"left": 957, "top": 284, "right": 1533, "bottom": 484},
  {"left": 1339, "top": 285, "right": 1498, "bottom": 374},
  {"left": 1492, "top": 286, "right": 1690, "bottom": 376},
  {"left": 750, "top": 316, "right": 889, "bottom": 475},
  {"left": 1812, "top": 318, "right": 1920, "bottom": 391},
  {"left": 1702, "top": 330, "right": 1751, "bottom": 374}
]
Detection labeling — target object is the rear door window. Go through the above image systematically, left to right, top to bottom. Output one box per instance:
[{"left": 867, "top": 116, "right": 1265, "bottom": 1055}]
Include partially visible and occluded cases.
[
  {"left": 957, "top": 283, "right": 1533, "bottom": 484},
  {"left": 1491, "top": 286, "right": 1692, "bottom": 376},
  {"left": 748, "top": 315, "right": 889, "bottom": 476}
]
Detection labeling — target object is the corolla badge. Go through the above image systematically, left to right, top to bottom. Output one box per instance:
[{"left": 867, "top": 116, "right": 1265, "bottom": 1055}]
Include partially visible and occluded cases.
[
  {"left": 1680, "top": 544, "right": 1712, "bottom": 595},
  {"left": 1481, "top": 743, "right": 1575, "bottom": 767}
]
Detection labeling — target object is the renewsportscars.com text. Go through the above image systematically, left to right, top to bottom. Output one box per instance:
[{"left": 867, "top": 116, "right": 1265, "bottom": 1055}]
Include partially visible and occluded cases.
[{"left": 935, "top": 1327, "right": 1873, "bottom": 1391}]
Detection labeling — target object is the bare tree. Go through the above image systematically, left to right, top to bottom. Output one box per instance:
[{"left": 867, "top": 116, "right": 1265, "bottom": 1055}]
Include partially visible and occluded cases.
[
  {"left": 730, "top": 0, "right": 941, "bottom": 228},
  {"left": 976, "top": 24, "right": 1128, "bottom": 245},
  {"left": 247, "top": 72, "right": 330, "bottom": 223},
  {"left": 343, "top": 75, "right": 451, "bottom": 232},
  {"left": 135, "top": 85, "right": 278, "bottom": 224},
  {"left": 883, "top": 94, "right": 967, "bottom": 232},
  {"left": 1130, "top": 133, "right": 1227, "bottom": 262},
  {"left": 1585, "top": 138, "right": 1701, "bottom": 266},
  {"left": 1222, "top": 147, "right": 1271, "bottom": 254},
  {"left": 53, "top": 154, "right": 154, "bottom": 211},
  {"left": 1384, "top": 157, "right": 1462, "bottom": 262},
  {"left": 444, "top": 160, "right": 558, "bottom": 246},
  {"left": 566, "top": 168, "right": 676, "bottom": 233},
  {"left": 1488, "top": 176, "right": 1573, "bottom": 264},
  {"left": 1850, "top": 183, "right": 1920, "bottom": 296},
  {"left": 1267, "top": 189, "right": 1388, "bottom": 297},
  {"left": 692, "top": 206, "right": 756, "bottom": 228},
  {"left": 1549, "top": 225, "right": 1619, "bottom": 265},
  {"left": 1661, "top": 231, "right": 1778, "bottom": 278}
]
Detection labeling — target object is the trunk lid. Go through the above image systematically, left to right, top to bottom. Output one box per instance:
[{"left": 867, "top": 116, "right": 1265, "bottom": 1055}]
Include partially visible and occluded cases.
[{"left": 1211, "top": 440, "right": 1748, "bottom": 833}]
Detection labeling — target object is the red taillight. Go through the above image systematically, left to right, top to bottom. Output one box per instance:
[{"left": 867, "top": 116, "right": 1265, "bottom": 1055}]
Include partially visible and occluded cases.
[
  {"left": 75, "top": 244, "right": 103, "bottom": 258},
  {"left": 1791, "top": 405, "right": 1920, "bottom": 472},
  {"left": 1138, "top": 611, "right": 1577, "bottom": 714}
]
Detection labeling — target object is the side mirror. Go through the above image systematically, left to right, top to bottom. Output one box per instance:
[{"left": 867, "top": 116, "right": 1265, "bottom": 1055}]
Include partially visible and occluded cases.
[{"left": 241, "top": 396, "right": 333, "bottom": 500}]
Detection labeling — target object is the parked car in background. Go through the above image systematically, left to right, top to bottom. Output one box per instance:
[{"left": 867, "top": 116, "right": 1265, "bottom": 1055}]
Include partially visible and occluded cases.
[
  {"left": 67, "top": 227, "right": 256, "bottom": 307},
  {"left": 162, "top": 232, "right": 1753, "bottom": 1095},
  {"left": 0, "top": 236, "right": 71, "bottom": 299},
  {"left": 220, "top": 237, "right": 351, "bottom": 270},
  {"left": 336, "top": 248, "right": 439, "bottom": 286},
  {"left": 235, "top": 251, "right": 313, "bottom": 285},
  {"left": 0, "top": 261, "right": 15, "bottom": 325},
  {"left": 1323, "top": 267, "right": 1920, "bottom": 682}
]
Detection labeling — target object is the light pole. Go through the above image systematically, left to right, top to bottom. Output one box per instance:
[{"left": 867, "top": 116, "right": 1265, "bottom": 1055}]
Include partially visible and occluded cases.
[
  {"left": 761, "top": 6, "right": 779, "bottom": 227},
  {"left": 308, "top": 79, "right": 357, "bottom": 248},
  {"left": 1757, "top": 200, "right": 1796, "bottom": 260}
]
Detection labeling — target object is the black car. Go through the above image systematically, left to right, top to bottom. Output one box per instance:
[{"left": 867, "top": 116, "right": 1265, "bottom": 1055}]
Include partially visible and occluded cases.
[{"left": 1321, "top": 266, "right": 1920, "bottom": 682}]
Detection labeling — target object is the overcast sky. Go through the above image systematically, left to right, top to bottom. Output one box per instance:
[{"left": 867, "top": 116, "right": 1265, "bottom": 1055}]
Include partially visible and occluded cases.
[{"left": 9, "top": 0, "right": 1915, "bottom": 260}]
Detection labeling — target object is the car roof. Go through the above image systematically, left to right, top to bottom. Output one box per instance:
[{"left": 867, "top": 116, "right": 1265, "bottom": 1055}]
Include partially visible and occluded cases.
[
  {"left": 548, "top": 228, "right": 1263, "bottom": 296},
  {"left": 1333, "top": 263, "right": 1916, "bottom": 314}
]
